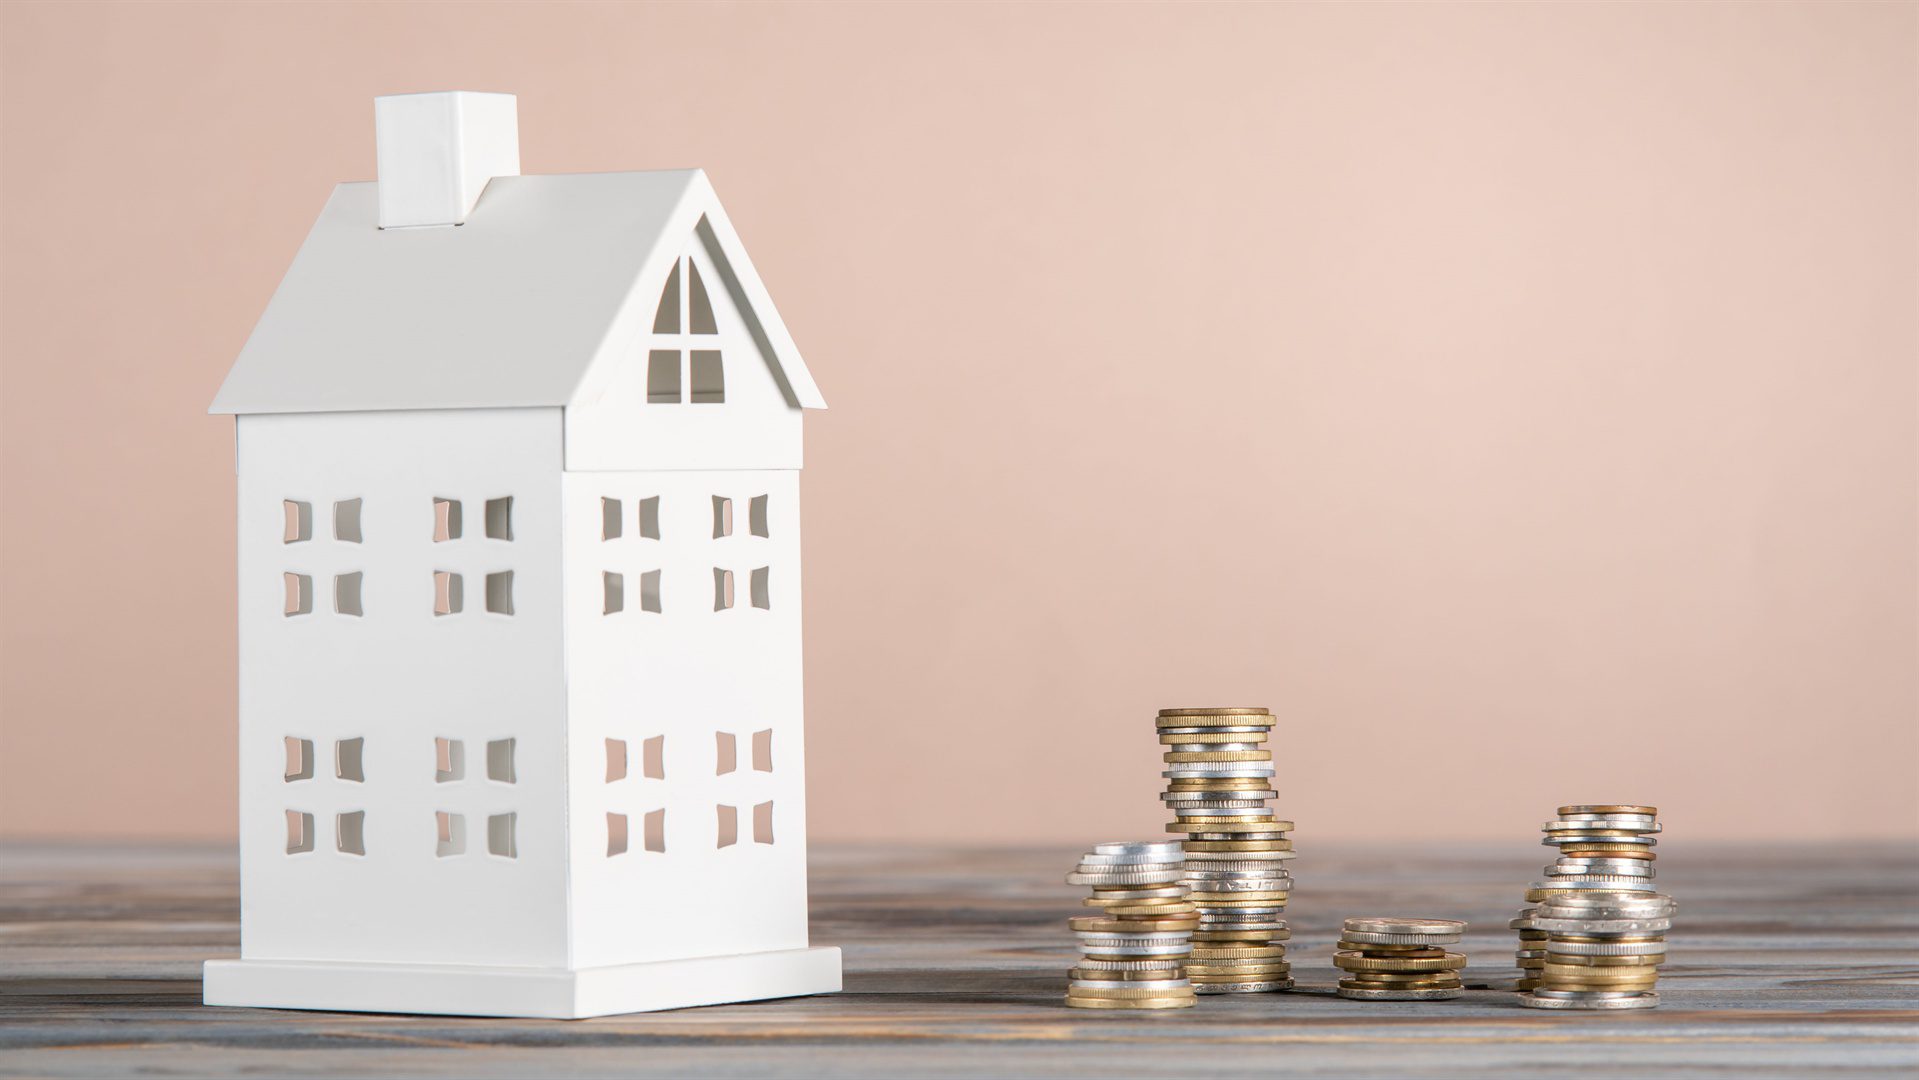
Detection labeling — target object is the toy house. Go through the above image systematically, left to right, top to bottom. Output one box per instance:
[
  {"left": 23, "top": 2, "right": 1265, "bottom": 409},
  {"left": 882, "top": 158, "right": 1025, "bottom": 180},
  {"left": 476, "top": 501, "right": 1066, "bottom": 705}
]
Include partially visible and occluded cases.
[{"left": 203, "top": 91, "right": 839, "bottom": 1018}]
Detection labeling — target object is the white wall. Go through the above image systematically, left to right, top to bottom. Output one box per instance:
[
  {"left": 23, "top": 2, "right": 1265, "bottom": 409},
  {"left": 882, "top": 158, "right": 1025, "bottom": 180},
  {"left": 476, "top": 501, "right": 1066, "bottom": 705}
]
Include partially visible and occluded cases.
[
  {"left": 235, "top": 408, "right": 567, "bottom": 966},
  {"left": 562, "top": 468, "right": 812, "bottom": 967}
]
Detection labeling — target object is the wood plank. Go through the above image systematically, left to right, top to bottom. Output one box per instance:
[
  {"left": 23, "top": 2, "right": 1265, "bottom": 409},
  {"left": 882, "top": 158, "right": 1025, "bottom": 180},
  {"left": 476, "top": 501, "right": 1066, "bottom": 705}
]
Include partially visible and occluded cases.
[{"left": 1, "top": 841, "right": 1915, "bottom": 1077}]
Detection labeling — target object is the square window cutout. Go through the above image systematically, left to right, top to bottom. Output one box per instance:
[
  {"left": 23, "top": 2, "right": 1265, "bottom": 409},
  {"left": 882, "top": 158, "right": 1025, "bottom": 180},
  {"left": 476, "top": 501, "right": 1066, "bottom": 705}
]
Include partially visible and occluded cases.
[
  {"left": 750, "top": 495, "right": 769, "bottom": 538},
  {"left": 713, "top": 496, "right": 733, "bottom": 539},
  {"left": 433, "top": 497, "right": 462, "bottom": 542},
  {"left": 485, "top": 497, "right": 513, "bottom": 541},
  {"left": 602, "top": 497, "right": 622, "bottom": 541},
  {"left": 639, "top": 497, "right": 660, "bottom": 540},
  {"left": 334, "top": 498, "right": 362, "bottom": 543},
  {"left": 283, "top": 500, "right": 312, "bottom": 544},
  {"left": 750, "top": 567, "right": 770, "bottom": 610},
  {"left": 713, "top": 568, "right": 734, "bottom": 611},
  {"left": 640, "top": 569, "right": 662, "bottom": 613},
  {"left": 434, "top": 571, "right": 463, "bottom": 616},
  {"left": 485, "top": 571, "right": 514, "bottom": 615},
  {"left": 603, "top": 571, "right": 624, "bottom": 615},
  {"left": 335, "top": 572, "right": 363, "bottom": 617},
  {"left": 284, "top": 573, "right": 312, "bottom": 617},
  {"left": 752, "top": 729, "right": 774, "bottom": 773},
  {"left": 715, "top": 731, "right": 737, "bottom": 775},
  {"left": 643, "top": 735, "right": 666, "bottom": 780},
  {"left": 284, "top": 737, "right": 314, "bottom": 782},
  {"left": 335, "top": 737, "right": 365, "bottom": 782},
  {"left": 435, "top": 738, "right": 464, "bottom": 783},
  {"left": 487, "top": 738, "right": 516, "bottom": 783},
  {"left": 606, "top": 738, "right": 628, "bottom": 783},
  {"left": 753, "top": 801, "right": 775, "bottom": 845},
  {"left": 716, "top": 804, "right": 738, "bottom": 848},
  {"left": 644, "top": 808, "right": 666, "bottom": 853},
  {"left": 285, "top": 810, "right": 315, "bottom": 854},
  {"left": 337, "top": 811, "right": 366, "bottom": 856},
  {"left": 436, "top": 811, "right": 466, "bottom": 857},
  {"left": 488, "top": 812, "right": 517, "bottom": 858},
  {"left": 607, "top": 812, "right": 628, "bottom": 857}
]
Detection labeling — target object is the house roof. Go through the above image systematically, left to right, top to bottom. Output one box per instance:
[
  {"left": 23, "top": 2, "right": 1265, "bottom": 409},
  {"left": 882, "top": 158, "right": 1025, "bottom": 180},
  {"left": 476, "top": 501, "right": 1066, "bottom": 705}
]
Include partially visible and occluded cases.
[{"left": 209, "top": 169, "right": 825, "bottom": 415}]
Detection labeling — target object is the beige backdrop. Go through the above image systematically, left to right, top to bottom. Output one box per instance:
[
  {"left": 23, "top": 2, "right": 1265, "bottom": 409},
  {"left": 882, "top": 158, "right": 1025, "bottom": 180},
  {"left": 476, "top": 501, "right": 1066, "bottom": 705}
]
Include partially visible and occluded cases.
[{"left": 3, "top": 1, "right": 1914, "bottom": 845}]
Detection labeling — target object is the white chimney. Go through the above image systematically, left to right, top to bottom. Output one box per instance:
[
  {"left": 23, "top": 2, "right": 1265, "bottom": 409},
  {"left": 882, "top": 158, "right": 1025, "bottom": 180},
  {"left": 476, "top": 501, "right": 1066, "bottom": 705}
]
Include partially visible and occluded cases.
[{"left": 374, "top": 91, "right": 520, "bottom": 229}]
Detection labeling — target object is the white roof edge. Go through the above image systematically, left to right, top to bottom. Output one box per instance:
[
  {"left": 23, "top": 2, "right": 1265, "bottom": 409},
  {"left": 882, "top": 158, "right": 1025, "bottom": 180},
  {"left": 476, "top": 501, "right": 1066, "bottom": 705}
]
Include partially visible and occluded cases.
[{"left": 687, "top": 172, "right": 827, "bottom": 411}]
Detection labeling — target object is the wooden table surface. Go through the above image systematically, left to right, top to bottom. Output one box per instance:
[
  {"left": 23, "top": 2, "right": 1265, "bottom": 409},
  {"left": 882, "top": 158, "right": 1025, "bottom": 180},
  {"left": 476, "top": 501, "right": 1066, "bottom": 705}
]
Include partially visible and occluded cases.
[{"left": 3, "top": 840, "right": 1916, "bottom": 1077}]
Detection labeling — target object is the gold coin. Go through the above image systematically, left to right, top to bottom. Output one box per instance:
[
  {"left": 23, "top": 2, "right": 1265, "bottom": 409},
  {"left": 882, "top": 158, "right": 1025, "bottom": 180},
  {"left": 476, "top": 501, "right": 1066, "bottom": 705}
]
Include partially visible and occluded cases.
[
  {"left": 1158, "top": 707, "right": 1271, "bottom": 717},
  {"left": 1558, "top": 805, "right": 1657, "bottom": 817},
  {"left": 1166, "top": 821, "right": 1282, "bottom": 833},
  {"left": 1184, "top": 840, "right": 1293, "bottom": 852},
  {"left": 1555, "top": 846, "right": 1656, "bottom": 858},
  {"left": 1100, "top": 904, "right": 1200, "bottom": 918},
  {"left": 1068, "top": 916, "right": 1201, "bottom": 933},
  {"left": 1335, "top": 942, "right": 1447, "bottom": 956},
  {"left": 1187, "top": 946, "right": 1286, "bottom": 960},
  {"left": 1544, "top": 953, "right": 1666, "bottom": 967},
  {"left": 1334, "top": 954, "right": 1467, "bottom": 973},
  {"left": 1542, "top": 963, "right": 1661, "bottom": 981},
  {"left": 1340, "top": 975, "right": 1462, "bottom": 988},
  {"left": 1068, "top": 985, "right": 1197, "bottom": 999},
  {"left": 1064, "top": 995, "right": 1196, "bottom": 1009}
]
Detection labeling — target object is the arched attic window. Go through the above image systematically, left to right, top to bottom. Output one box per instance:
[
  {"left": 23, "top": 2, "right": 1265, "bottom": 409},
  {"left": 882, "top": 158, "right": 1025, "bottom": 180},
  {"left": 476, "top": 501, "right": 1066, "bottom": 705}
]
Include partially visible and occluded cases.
[{"left": 646, "top": 255, "right": 724, "bottom": 404}]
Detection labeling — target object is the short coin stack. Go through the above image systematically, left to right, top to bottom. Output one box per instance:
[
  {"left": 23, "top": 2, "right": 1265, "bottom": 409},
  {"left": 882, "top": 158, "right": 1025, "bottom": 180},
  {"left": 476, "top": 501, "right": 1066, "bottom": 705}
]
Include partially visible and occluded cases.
[
  {"left": 1157, "top": 707, "right": 1295, "bottom": 993},
  {"left": 1519, "top": 805, "right": 1673, "bottom": 1010},
  {"left": 1064, "top": 840, "right": 1199, "bottom": 1009},
  {"left": 1334, "top": 918, "right": 1467, "bottom": 1000}
]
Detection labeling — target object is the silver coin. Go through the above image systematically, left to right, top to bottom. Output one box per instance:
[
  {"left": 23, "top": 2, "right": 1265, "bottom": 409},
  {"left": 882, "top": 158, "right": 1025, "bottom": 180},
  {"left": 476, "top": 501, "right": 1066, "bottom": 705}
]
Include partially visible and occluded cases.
[
  {"left": 1156, "top": 726, "right": 1273, "bottom": 735},
  {"left": 1165, "top": 742, "right": 1268, "bottom": 753},
  {"left": 1163, "top": 770, "right": 1277, "bottom": 781},
  {"left": 1162, "top": 795, "right": 1272, "bottom": 807},
  {"left": 1176, "top": 806, "right": 1281, "bottom": 818},
  {"left": 1543, "top": 817, "right": 1661, "bottom": 832},
  {"left": 1543, "top": 834, "right": 1655, "bottom": 846},
  {"left": 1090, "top": 841, "right": 1187, "bottom": 858},
  {"left": 1076, "top": 854, "right": 1190, "bottom": 867},
  {"left": 1548, "top": 860, "right": 1654, "bottom": 877},
  {"left": 1185, "top": 861, "right": 1295, "bottom": 872},
  {"left": 1069, "top": 865, "right": 1188, "bottom": 878},
  {"left": 1529, "top": 877, "right": 1658, "bottom": 893},
  {"left": 1188, "top": 878, "right": 1294, "bottom": 894},
  {"left": 1075, "top": 885, "right": 1190, "bottom": 900},
  {"left": 1539, "top": 891, "right": 1674, "bottom": 910},
  {"left": 1535, "top": 902, "right": 1676, "bottom": 921},
  {"left": 1198, "top": 908, "right": 1286, "bottom": 919},
  {"left": 1529, "top": 916, "right": 1673, "bottom": 934},
  {"left": 1343, "top": 918, "right": 1466, "bottom": 936},
  {"left": 1338, "top": 930, "right": 1464, "bottom": 945},
  {"left": 1074, "top": 931, "right": 1192, "bottom": 943},
  {"left": 1545, "top": 940, "right": 1668, "bottom": 957},
  {"left": 1079, "top": 945, "right": 1192, "bottom": 958},
  {"left": 1513, "top": 950, "right": 1548, "bottom": 959},
  {"left": 1070, "top": 958, "right": 1188, "bottom": 971},
  {"left": 1067, "top": 978, "right": 1191, "bottom": 991},
  {"left": 1193, "top": 981, "right": 1292, "bottom": 994},
  {"left": 1336, "top": 987, "right": 1463, "bottom": 1001},
  {"left": 1531, "top": 988, "right": 1657, "bottom": 1000},
  {"left": 1519, "top": 992, "right": 1659, "bottom": 1010}
]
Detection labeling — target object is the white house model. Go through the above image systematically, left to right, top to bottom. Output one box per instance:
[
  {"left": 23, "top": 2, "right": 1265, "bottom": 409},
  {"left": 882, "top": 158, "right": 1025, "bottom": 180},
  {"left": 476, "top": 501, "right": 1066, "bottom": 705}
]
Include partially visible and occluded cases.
[{"left": 203, "top": 91, "right": 839, "bottom": 1018}]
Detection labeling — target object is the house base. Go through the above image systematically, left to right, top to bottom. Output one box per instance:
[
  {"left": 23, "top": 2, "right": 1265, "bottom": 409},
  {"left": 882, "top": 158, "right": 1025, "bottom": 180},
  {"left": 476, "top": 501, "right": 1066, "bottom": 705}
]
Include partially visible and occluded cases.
[{"left": 203, "top": 946, "right": 842, "bottom": 1019}]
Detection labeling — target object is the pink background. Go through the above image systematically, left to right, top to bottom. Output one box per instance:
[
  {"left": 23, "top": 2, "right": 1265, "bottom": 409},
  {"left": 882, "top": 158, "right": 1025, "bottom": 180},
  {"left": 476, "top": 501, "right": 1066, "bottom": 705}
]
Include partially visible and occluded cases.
[{"left": 2, "top": 1, "right": 1914, "bottom": 844}]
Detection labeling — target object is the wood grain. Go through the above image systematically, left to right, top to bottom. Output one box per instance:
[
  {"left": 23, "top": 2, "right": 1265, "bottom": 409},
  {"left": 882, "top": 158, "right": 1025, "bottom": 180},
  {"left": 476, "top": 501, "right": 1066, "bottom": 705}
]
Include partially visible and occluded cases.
[{"left": 1, "top": 841, "right": 1915, "bottom": 1077}]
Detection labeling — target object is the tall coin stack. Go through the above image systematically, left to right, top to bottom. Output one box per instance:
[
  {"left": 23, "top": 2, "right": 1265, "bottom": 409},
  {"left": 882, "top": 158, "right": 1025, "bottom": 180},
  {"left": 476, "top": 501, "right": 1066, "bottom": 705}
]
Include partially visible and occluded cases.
[
  {"left": 1157, "top": 707, "right": 1295, "bottom": 993},
  {"left": 1519, "top": 805, "right": 1674, "bottom": 1011},
  {"left": 1064, "top": 840, "right": 1199, "bottom": 1010},
  {"left": 1334, "top": 918, "right": 1467, "bottom": 1000}
]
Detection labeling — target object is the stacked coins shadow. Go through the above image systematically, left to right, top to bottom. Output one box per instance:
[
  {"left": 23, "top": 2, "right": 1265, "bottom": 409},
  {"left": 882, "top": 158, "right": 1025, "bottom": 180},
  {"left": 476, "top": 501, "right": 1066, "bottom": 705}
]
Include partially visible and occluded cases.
[
  {"left": 1157, "top": 707, "right": 1295, "bottom": 993},
  {"left": 1519, "top": 805, "right": 1674, "bottom": 1011},
  {"left": 1064, "top": 840, "right": 1199, "bottom": 1010},
  {"left": 1334, "top": 918, "right": 1467, "bottom": 1000}
]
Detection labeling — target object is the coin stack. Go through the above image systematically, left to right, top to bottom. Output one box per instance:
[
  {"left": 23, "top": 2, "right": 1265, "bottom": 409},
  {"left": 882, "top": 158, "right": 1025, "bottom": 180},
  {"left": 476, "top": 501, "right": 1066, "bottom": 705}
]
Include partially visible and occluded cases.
[
  {"left": 1157, "top": 707, "right": 1295, "bottom": 993},
  {"left": 1512, "top": 804, "right": 1664, "bottom": 990},
  {"left": 1519, "top": 805, "right": 1674, "bottom": 1011},
  {"left": 1064, "top": 840, "right": 1199, "bottom": 1010},
  {"left": 1334, "top": 918, "right": 1467, "bottom": 1000}
]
